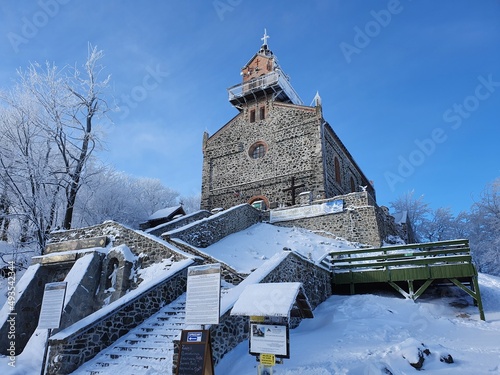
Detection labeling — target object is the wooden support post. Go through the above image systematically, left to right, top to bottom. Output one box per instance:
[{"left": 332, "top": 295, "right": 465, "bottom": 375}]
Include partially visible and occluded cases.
[
  {"left": 349, "top": 270, "right": 355, "bottom": 295},
  {"left": 472, "top": 276, "right": 486, "bottom": 321},
  {"left": 449, "top": 277, "right": 486, "bottom": 321},
  {"left": 413, "top": 279, "right": 434, "bottom": 301},
  {"left": 407, "top": 280, "right": 415, "bottom": 299},
  {"left": 388, "top": 281, "right": 411, "bottom": 300}
]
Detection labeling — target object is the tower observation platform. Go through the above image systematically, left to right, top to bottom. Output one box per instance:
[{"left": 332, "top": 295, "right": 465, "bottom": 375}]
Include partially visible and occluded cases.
[{"left": 227, "top": 69, "right": 303, "bottom": 108}]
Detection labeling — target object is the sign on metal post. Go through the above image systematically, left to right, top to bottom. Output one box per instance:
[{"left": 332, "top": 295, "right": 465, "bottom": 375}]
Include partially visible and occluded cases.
[
  {"left": 185, "top": 263, "right": 221, "bottom": 326},
  {"left": 38, "top": 282, "right": 67, "bottom": 329},
  {"left": 39, "top": 282, "right": 67, "bottom": 375},
  {"left": 250, "top": 323, "right": 289, "bottom": 358}
]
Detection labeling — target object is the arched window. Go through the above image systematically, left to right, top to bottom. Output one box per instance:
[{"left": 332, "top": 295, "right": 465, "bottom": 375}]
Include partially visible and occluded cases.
[
  {"left": 249, "top": 141, "right": 267, "bottom": 159},
  {"left": 334, "top": 157, "right": 341, "bottom": 184},
  {"left": 350, "top": 176, "right": 356, "bottom": 192},
  {"left": 249, "top": 196, "right": 269, "bottom": 210}
]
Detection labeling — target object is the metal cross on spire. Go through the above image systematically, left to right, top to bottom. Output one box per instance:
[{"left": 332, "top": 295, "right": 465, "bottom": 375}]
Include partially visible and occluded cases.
[{"left": 261, "top": 28, "right": 270, "bottom": 46}]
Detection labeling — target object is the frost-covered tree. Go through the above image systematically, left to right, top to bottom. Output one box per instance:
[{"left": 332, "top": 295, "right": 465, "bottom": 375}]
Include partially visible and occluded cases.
[
  {"left": 0, "top": 45, "right": 111, "bottom": 251},
  {"left": 19, "top": 45, "right": 111, "bottom": 230},
  {"left": 0, "top": 88, "right": 64, "bottom": 251},
  {"left": 74, "top": 166, "right": 180, "bottom": 229},
  {"left": 467, "top": 178, "right": 500, "bottom": 276},
  {"left": 390, "top": 190, "right": 431, "bottom": 242},
  {"left": 179, "top": 193, "right": 201, "bottom": 214},
  {"left": 420, "top": 207, "right": 455, "bottom": 242}
]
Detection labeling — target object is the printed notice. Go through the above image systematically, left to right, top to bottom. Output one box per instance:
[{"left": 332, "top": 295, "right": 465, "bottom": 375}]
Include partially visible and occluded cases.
[
  {"left": 185, "top": 264, "right": 221, "bottom": 325},
  {"left": 38, "top": 282, "right": 67, "bottom": 329},
  {"left": 250, "top": 323, "right": 289, "bottom": 357}
]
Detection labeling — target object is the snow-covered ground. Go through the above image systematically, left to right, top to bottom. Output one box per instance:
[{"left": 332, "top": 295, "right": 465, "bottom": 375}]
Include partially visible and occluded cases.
[
  {"left": 1, "top": 223, "right": 500, "bottom": 374},
  {"left": 194, "top": 223, "right": 359, "bottom": 274},
  {"left": 217, "top": 273, "right": 500, "bottom": 374}
]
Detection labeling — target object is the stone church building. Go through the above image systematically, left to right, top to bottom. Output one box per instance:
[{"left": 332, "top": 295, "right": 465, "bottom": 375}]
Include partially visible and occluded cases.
[{"left": 201, "top": 32, "right": 375, "bottom": 211}]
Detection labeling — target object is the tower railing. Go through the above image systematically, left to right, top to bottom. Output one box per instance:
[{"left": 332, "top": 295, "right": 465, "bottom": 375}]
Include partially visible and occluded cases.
[{"left": 227, "top": 70, "right": 303, "bottom": 105}]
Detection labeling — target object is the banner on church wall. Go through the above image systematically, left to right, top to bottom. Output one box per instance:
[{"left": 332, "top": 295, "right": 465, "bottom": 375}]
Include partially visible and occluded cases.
[{"left": 269, "top": 199, "right": 344, "bottom": 223}]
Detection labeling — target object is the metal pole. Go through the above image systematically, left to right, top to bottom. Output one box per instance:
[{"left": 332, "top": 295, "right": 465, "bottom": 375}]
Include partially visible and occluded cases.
[{"left": 40, "top": 328, "right": 51, "bottom": 375}]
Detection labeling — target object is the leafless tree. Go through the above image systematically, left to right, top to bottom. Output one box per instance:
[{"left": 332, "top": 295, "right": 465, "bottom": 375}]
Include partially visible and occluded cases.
[
  {"left": 19, "top": 45, "right": 111, "bottom": 230},
  {"left": 73, "top": 165, "right": 180, "bottom": 229},
  {"left": 467, "top": 178, "right": 500, "bottom": 275},
  {"left": 390, "top": 190, "right": 431, "bottom": 242}
]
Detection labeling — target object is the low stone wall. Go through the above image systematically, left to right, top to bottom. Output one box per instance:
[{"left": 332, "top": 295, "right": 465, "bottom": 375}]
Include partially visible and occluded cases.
[
  {"left": 272, "top": 192, "right": 394, "bottom": 247},
  {"left": 163, "top": 204, "right": 262, "bottom": 248},
  {"left": 146, "top": 210, "right": 212, "bottom": 238},
  {"left": 48, "top": 221, "right": 188, "bottom": 268},
  {"left": 59, "top": 252, "right": 105, "bottom": 331},
  {"left": 46, "top": 265, "right": 192, "bottom": 375}
]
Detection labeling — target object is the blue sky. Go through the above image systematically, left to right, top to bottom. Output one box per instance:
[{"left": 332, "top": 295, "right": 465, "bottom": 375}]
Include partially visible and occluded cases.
[{"left": 1, "top": 1, "right": 499, "bottom": 214}]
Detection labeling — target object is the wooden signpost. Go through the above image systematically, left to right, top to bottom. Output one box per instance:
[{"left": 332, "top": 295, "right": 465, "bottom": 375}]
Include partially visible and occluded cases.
[{"left": 176, "top": 330, "right": 214, "bottom": 375}]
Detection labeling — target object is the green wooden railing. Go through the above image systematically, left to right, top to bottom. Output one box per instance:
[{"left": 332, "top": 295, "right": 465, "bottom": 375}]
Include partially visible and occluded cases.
[
  {"left": 319, "top": 239, "right": 485, "bottom": 320},
  {"left": 321, "top": 239, "right": 472, "bottom": 272}
]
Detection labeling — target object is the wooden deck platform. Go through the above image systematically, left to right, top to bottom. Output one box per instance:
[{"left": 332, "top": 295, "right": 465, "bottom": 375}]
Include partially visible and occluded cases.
[{"left": 319, "top": 239, "right": 485, "bottom": 320}]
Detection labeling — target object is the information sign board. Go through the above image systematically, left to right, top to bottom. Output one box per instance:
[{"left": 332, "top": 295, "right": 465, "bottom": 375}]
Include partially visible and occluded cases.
[
  {"left": 270, "top": 199, "right": 344, "bottom": 223},
  {"left": 185, "top": 264, "right": 221, "bottom": 325},
  {"left": 38, "top": 282, "right": 67, "bottom": 329},
  {"left": 250, "top": 323, "right": 289, "bottom": 358},
  {"left": 176, "top": 330, "right": 214, "bottom": 375}
]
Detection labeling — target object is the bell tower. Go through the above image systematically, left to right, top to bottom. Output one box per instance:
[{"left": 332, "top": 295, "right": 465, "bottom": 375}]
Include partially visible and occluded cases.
[{"left": 227, "top": 30, "right": 303, "bottom": 109}]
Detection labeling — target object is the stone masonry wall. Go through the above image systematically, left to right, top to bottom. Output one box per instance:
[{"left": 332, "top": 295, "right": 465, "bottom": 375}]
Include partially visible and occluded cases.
[
  {"left": 202, "top": 99, "right": 377, "bottom": 212},
  {"left": 201, "top": 101, "right": 325, "bottom": 210},
  {"left": 322, "top": 122, "right": 376, "bottom": 200},
  {"left": 272, "top": 192, "right": 392, "bottom": 247},
  {"left": 163, "top": 204, "right": 262, "bottom": 248},
  {"left": 146, "top": 210, "right": 212, "bottom": 238},
  {"left": 48, "top": 221, "right": 188, "bottom": 268},
  {"left": 168, "top": 238, "right": 246, "bottom": 285},
  {"left": 260, "top": 251, "right": 332, "bottom": 310},
  {"left": 0, "top": 264, "right": 57, "bottom": 355},
  {"left": 46, "top": 266, "right": 191, "bottom": 375}
]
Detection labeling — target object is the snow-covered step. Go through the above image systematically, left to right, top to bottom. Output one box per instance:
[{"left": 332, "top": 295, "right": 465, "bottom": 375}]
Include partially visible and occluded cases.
[{"left": 71, "top": 294, "right": 187, "bottom": 375}]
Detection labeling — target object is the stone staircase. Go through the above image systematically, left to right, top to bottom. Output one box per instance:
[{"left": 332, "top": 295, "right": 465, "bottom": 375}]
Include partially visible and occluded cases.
[{"left": 71, "top": 294, "right": 187, "bottom": 375}]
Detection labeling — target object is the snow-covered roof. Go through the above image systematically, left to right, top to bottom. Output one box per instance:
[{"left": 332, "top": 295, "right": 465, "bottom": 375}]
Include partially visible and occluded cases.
[
  {"left": 147, "top": 205, "right": 184, "bottom": 221},
  {"left": 230, "top": 282, "right": 313, "bottom": 319}
]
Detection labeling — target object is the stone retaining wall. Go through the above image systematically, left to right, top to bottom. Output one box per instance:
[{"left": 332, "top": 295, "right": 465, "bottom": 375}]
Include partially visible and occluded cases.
[
  {"left": 271, "top": 192, "right": 397, "bottom": 247},
  {"left": 163, "top": 204, "right": 262, "bottom": 248},
  {"left": 146, "top": 210, "right": 212, "bottom": 238},
  {"left": 48, "top": 221, "right": 187, "bottom": 268},
  {"left": 168, "top": 238, "right": 246, "bottom": 285},
  {"left": 46, "top": 265, "right": 192, "bottom": 375}
]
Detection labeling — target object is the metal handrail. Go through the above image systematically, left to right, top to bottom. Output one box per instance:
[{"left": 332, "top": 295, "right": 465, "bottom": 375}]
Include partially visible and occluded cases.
[{"left": 227, "top": 70, "right": 303, "bottom": 105}]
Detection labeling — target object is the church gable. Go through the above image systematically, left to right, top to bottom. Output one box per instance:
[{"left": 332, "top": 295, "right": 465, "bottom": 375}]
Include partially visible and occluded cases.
[{"left": 201, "top": 100, "right": 324, "bottom": 210}]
